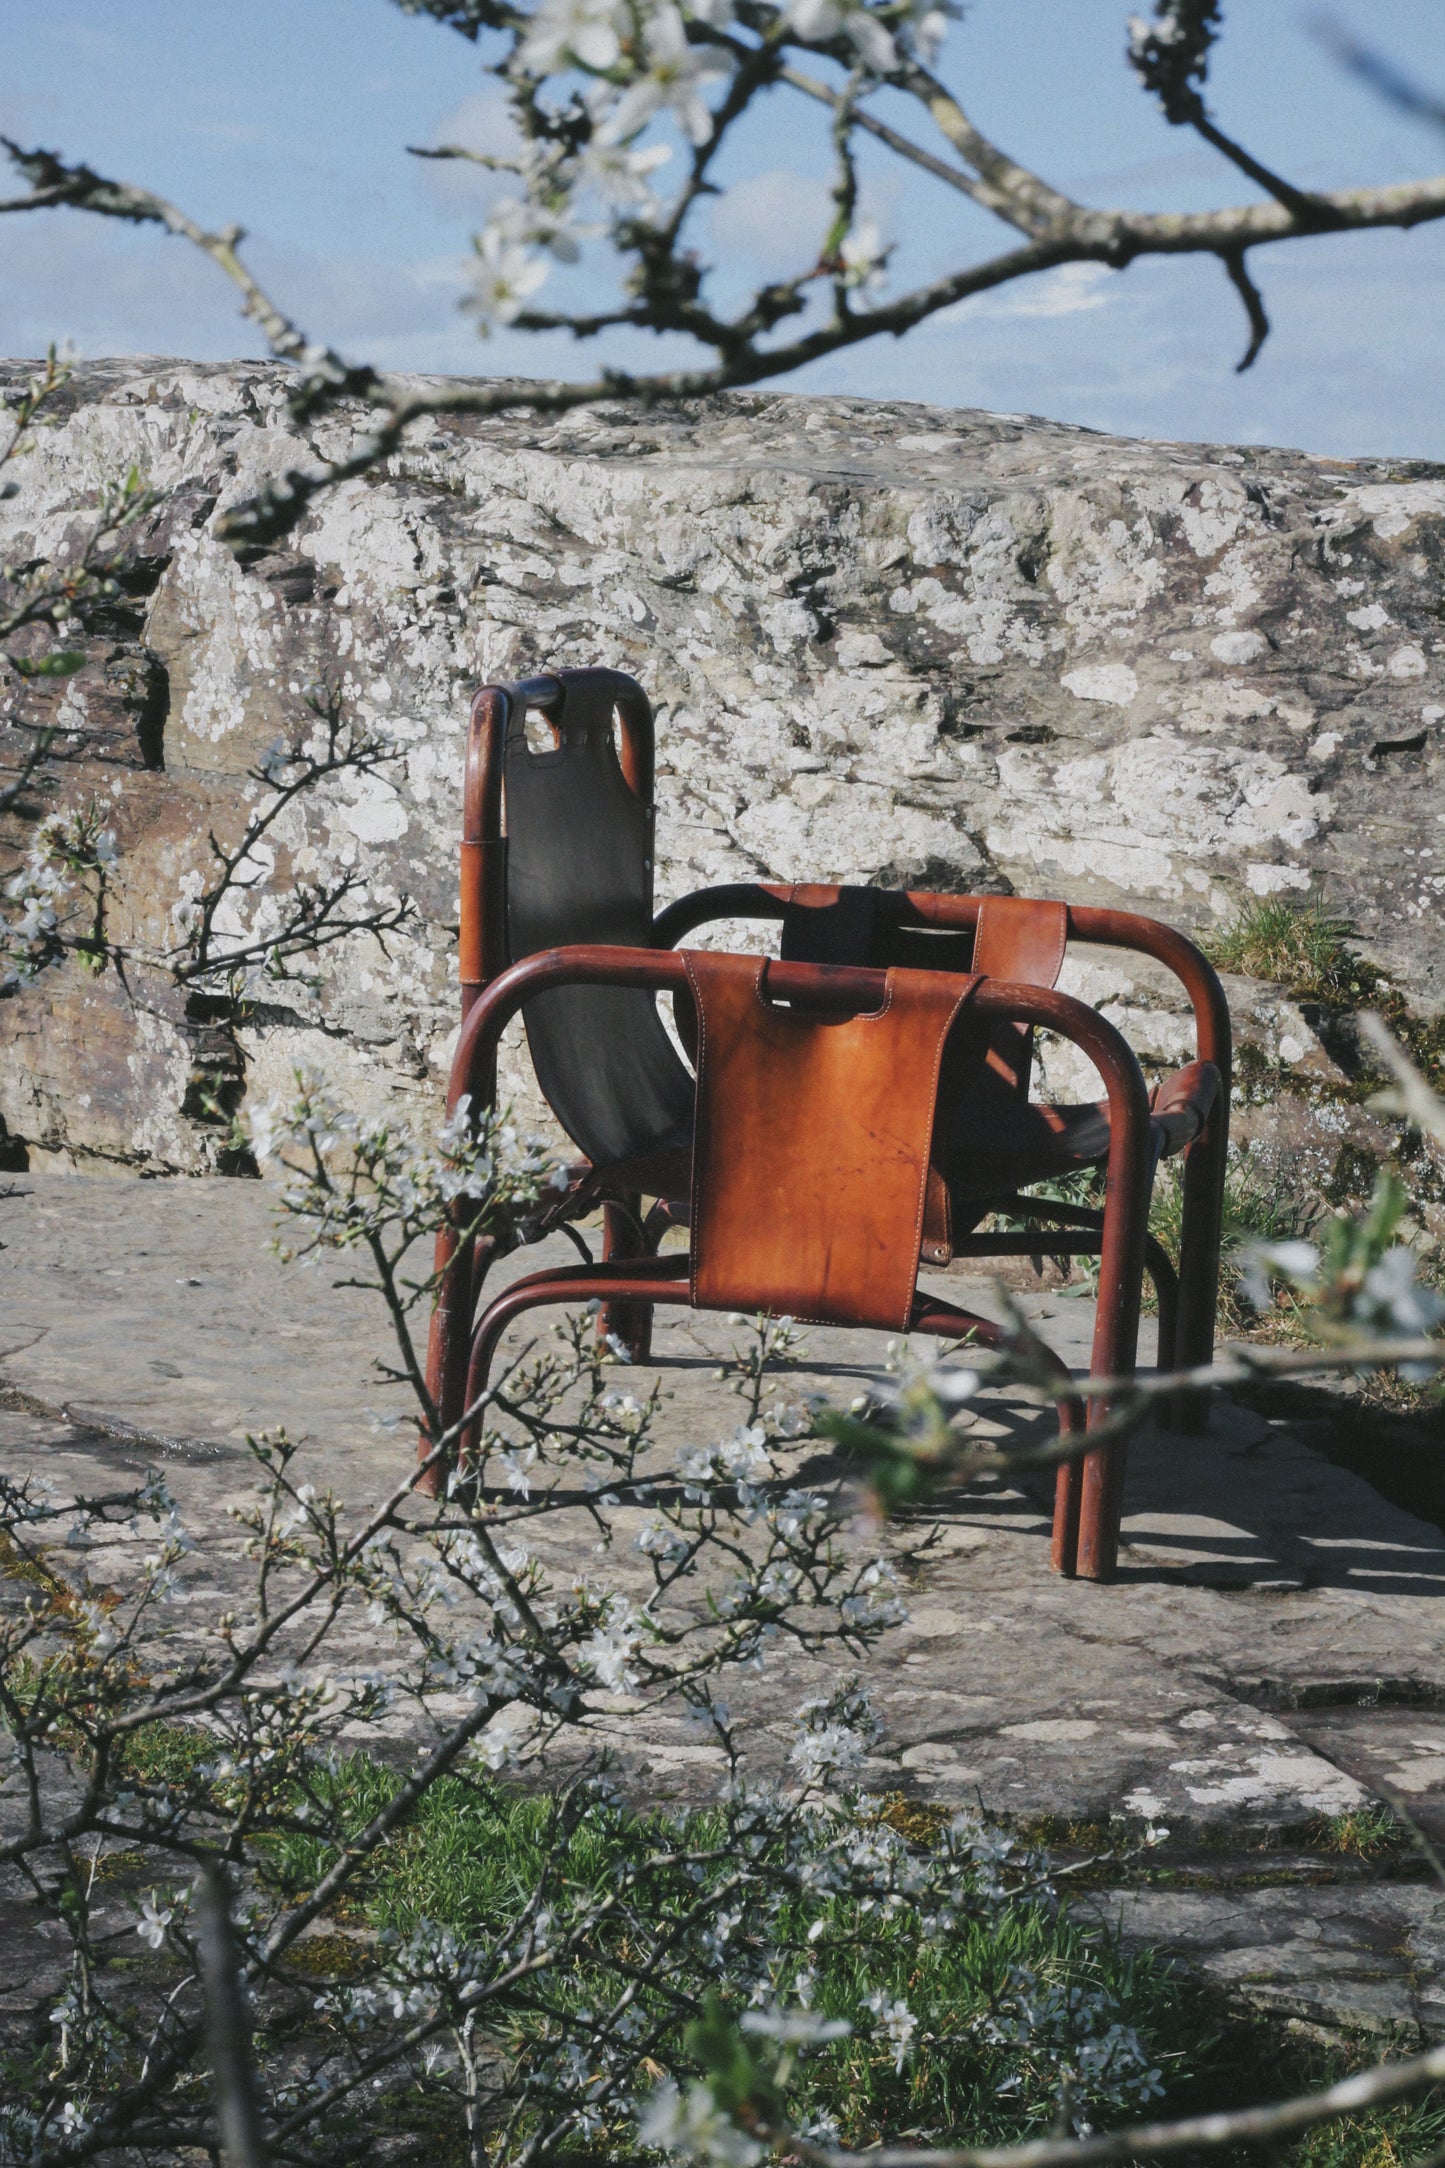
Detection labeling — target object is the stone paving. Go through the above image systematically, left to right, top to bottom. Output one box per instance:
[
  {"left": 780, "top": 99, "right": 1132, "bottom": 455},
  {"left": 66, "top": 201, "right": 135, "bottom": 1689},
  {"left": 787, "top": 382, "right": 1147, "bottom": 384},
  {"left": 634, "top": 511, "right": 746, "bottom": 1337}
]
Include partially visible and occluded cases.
[{"left": 5, "top": 1170, "right": 1445, "bottom": 2037}]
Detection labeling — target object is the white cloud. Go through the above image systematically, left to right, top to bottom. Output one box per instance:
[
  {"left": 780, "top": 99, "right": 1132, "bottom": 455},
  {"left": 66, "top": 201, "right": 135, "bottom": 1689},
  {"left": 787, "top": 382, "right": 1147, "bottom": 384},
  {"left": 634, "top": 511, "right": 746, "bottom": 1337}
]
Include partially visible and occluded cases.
[
  {"left": 413, "top": 90, "right": 523, "bottom": 215},
  {"left": 709, "top": 168, "right": 836, "bottom": 276},
  {"left": 965, "top": 261, "right": 1116, "bottom": 321}
]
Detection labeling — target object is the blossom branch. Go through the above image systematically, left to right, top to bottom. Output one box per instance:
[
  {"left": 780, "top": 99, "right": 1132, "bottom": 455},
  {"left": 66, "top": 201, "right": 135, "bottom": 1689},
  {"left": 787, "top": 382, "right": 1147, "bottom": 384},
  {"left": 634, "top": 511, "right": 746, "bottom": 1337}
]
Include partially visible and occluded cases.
[{"left": 786, "top": 2035, "right": 1445, "bottom": 2168}]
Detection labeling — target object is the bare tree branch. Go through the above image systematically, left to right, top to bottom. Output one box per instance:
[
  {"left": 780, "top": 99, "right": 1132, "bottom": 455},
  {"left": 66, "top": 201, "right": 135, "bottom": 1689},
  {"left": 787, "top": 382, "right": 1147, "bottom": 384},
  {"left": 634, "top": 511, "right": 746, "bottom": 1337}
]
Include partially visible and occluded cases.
[
  {"left": 6, "top": 13, "right": 1445, "bottom": 555},
  {"left": 1311, "top": 15, "right": 1445, "bottom": 133},
  {"left": 890, "top": 59, "right": 1089, "bottom": 236},
  {"left": 778, "top": 63, "right": 997, "bottom": 209},
  {"left": 1188, "top": 111, "right": 1345, "bottom": 229},
  {"left": 0, "top": 139, "right": 379, "bottom": 413},
  {"left": 1221, "top": 246, "right": 1269, "bottom": 370},
  {"left": 195, "top": 1864, "right": 270, "bottom": 2168}
]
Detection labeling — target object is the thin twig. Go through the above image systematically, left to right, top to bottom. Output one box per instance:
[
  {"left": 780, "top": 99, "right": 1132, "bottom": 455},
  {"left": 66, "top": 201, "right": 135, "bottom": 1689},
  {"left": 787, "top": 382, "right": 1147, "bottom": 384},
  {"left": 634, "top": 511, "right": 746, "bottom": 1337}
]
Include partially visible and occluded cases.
[{"left": 1222, "top": 246, "right": 1270, "bottom": 369}]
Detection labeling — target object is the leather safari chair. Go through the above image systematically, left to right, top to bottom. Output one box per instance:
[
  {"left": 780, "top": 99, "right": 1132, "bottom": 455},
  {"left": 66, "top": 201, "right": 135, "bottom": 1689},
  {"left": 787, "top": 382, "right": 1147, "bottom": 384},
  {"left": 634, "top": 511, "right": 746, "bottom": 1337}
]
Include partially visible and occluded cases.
[{"left": 424, "top": 669, "right": 1232, "bottom": 1582}]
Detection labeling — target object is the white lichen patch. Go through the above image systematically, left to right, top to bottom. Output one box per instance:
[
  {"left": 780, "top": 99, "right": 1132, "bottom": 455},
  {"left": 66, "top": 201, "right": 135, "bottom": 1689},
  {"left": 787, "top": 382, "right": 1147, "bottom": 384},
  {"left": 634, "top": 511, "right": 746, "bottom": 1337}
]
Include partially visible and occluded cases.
[
  {"left": 1344, "top": 480, "right": 1445, "bottom": 539},
  {"left": 1061, "top": 662, "right": 1138, "bottom": 707}
]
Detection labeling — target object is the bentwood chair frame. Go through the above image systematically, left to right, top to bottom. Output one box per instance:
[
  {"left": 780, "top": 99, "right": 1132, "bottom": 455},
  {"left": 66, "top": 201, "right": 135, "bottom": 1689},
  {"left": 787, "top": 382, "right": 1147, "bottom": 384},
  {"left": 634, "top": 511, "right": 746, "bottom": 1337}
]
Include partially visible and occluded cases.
[{"left": 425, "top": 667, "right": 1233, "bottom": 1582}]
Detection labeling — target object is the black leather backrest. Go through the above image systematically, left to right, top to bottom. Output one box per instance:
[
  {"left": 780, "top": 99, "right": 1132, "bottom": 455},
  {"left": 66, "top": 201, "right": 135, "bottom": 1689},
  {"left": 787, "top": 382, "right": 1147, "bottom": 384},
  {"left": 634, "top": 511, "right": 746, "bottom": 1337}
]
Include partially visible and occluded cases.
[
  {"left": 503, "top": 671, "right": 694, "bottom": 1168},
  {"left": 779, "top": 885, "right": 975, "bottom": 974},
  {"left": 779, "top": 885, "right": 1000, "bottom": 1166}
]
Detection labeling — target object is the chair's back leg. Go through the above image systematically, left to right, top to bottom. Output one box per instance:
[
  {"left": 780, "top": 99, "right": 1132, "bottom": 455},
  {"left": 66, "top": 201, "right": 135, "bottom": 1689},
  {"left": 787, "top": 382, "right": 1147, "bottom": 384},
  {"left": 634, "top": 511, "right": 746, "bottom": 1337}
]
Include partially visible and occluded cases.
[
  {"left": 1172, "top": 1119, "right": 1228, "bottom": 1432},
  {"left": 599, "top": 1194, "right": 655, "bottom": 1363},
  {"left": 419, "top": 1221, "right": 470, "bottom": 1498},
  {"left": 1061, "top": 1232, "right": 1177, "bottom": 1572},
  {"left": 1146, "top": 1232, "right": 1180, "bottom": 1373},
  {"left": 1052, "top": 1452, "right": 1084, "bottom": 1578}
]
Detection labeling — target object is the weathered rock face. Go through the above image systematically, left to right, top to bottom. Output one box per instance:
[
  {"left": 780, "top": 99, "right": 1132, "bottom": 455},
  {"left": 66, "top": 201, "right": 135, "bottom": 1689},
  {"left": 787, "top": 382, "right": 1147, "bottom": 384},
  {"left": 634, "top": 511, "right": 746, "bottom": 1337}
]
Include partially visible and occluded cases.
[{"left": 1, "top": 358, "right": 1442, "bottom": 1176}]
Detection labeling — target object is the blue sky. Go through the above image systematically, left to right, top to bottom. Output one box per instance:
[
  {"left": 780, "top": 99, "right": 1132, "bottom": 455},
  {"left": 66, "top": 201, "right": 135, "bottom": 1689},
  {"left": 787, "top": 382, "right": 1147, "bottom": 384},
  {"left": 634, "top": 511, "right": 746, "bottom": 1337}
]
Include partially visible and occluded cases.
[{"left": 3, "top": 0, "right": 1443, "bottom": 459}]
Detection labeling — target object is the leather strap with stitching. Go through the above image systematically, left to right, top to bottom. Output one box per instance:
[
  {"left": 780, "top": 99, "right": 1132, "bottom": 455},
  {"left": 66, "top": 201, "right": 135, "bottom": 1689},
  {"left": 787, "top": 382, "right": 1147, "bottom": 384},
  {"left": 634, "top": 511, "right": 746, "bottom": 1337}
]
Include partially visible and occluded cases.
[
  {"left": 923, "top": 896, "right": 1070, "bottom": 1259},
  {"left": 971, "top": 896, "right": 1069, "bottom": 1098},
  {"left": 684, "top": 951, "right": 978, "bottom": 1332}
]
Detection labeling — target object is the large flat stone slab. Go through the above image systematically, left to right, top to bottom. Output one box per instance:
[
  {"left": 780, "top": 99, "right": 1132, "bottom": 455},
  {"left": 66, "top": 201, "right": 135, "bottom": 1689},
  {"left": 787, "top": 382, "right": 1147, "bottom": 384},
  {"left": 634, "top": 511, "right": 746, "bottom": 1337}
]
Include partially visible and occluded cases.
[
  {"left": 4, "top": 361, "right": 1442, "bottom": 1205},
  {"left": 5, "top": 1170, "right": 1445, "bottom": 1822},
  {"left": 6, "top": 1171, "right": 1445, "bottom": 2037},
  {"left": 1086, "top": 1881, "right": 1445, "bottom": 2040}
]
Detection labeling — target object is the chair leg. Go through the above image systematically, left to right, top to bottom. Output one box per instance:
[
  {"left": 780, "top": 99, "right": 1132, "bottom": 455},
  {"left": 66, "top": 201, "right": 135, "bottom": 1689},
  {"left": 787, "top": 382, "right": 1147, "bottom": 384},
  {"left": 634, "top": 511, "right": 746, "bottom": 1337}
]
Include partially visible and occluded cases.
[
  {"left": 1172, "top": 1121, "right": 1228, "bottom": 1434},
  {"left": 1072, "top": 1144, "right": 1152, "bottom": 1586},
  {"left": 598, "top": 1196, "right": 656, "bottom": 1364},
  {"left": 418, "top": 1224, "right": 521, "bottom": 1496},
  {"left": 419, "top": 1225, "right": 474, "bottom": 1497},
  {"left": 1146, "top": 1232, "right": 1180, "bottom": 1375},
  {"left": 1055, "top": 1233, "right": 1174, "bottom": 1568},
  {"left": 1051, "top": 1425, "right": 1084, "bottom": 1578}
]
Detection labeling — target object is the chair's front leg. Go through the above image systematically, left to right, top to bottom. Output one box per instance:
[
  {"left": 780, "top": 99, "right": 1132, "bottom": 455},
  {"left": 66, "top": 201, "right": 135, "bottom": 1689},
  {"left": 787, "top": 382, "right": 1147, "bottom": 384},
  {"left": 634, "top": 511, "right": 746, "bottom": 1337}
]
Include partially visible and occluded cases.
[
  {"left": 1073, "top": 1097, "right": 1154, "bottom": 1582},
  {"left": 464, "top": 1261, "right": 694, "bottom": 1473}
]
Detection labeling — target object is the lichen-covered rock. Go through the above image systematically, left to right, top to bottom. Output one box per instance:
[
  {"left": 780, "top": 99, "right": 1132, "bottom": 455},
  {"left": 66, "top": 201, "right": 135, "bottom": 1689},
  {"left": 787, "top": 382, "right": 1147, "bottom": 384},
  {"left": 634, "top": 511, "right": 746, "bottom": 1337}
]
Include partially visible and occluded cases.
[{"left": 1, "top": 358, "right": 1441, "bottom": 1175}]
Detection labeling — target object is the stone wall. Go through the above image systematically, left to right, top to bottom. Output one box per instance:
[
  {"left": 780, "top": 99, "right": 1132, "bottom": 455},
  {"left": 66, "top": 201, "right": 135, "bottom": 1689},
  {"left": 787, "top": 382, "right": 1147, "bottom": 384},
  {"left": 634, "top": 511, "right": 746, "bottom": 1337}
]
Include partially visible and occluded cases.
[{"left": 2, "top": 359, "right": 1442, "bottom": 1190}]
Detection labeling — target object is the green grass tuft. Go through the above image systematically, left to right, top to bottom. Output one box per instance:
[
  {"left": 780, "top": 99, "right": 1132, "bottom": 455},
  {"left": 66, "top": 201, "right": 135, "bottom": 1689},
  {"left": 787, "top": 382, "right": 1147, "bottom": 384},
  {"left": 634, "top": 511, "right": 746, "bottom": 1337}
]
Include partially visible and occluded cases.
[
  {"left": 1204, "top": 895, "right": 1445, "bottom": 1093},
  {"left": 1204, "top": 897, "right": 1366, "bottom": 1004},
  {"left": 26, "top": 1711, "right": 1442, "bottom": 2165},
  {"left": 1304, "top": 1805, "right": 1412, "bottom": 1861}
]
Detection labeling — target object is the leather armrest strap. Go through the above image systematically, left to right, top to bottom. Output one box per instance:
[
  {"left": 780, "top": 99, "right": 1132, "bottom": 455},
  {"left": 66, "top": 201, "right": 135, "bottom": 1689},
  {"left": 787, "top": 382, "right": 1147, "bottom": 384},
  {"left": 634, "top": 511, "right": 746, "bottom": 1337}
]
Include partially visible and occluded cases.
[
  {"left": 971, "top": 895, "right": 1069, "bottom": 1098},
  {"left": 1149, "top": 1059, "right": 1222, "bottom": 1154}
]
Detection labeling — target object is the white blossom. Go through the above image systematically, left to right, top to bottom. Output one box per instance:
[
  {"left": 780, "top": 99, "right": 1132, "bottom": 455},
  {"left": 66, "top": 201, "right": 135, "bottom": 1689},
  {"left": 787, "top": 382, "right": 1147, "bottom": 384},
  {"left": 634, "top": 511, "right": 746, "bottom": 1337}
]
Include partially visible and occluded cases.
[
  {"left": 520, "top": 0, "right": 629, "bottom": 72},
  {"left": 781, "top": 0, "right": 897, "bottom": 72},
  {"left": 904, "top": 0, "right": 953, "bottom": 61},
  {"left": 596, "top": 9, "right": 732, "bottom": 147},
  {"left": 578, "top": 138, "right": 673, "bottom": 207},
  {"left": 839, "top": 218, "right": 889, "bottom": 293},
  {"left": 464, "top": 224, "right": 550, "bottom": 330},
  {"left": 1239, "top": 1236, "right": 1320, "bottom": 1310},
  {"left": 1359, "top": 1247, "right": 1445, "bottom": 1342},
  {"left": 720, "top": 1423, "right": 771, "bottom": 1482},
  {"left": 499, "top": 1444, "right": 539, "bottom": 1498},
  {"left": 636, "top": 1518, "right": 691, "bottom": 1562},
  {"left": 77, "top": 1599, "right": 118, "bottom": 1656},
  {"left": 579, "top": 1602, "right": 642, "bottom": 1691},
  {"left": 789, "top": 1684, "right": 878, "bottom": 1784},
  {"left": 136, "top": 1895, "right": 173, "bottom": 1949},
  {"left": 865, "top": 1989, "right": 918, "bottom": 2072},
  {"left": 740, "top": 2004, "right": 851, "bottom": 2045},
  {"left": 638, "top": 2080, "right": 763, "bottom": 2167}
]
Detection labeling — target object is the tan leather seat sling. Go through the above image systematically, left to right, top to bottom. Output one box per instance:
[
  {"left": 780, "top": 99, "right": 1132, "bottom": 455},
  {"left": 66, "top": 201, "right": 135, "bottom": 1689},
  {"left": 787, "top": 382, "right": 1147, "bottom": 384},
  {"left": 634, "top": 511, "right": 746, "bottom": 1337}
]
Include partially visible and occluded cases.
[{"left": 683, "top": 950, "right": 979, "bottom": 1333}]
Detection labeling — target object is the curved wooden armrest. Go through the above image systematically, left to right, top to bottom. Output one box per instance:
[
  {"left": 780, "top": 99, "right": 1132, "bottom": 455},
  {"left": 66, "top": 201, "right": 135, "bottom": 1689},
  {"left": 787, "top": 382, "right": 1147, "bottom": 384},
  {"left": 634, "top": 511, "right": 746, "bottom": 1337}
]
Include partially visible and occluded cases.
[
  {"left": 651, "top": 882, "right": 789, "bottom": 949},
  {"left": 656, "top": 882, "right": 1231, "bottom": 1088},
  {"left": 898, "top": 892, "right": 1231, "bottom": 1084},
  {"left": 448, "top": 943, "right": 1152, "bottom": 1148}
]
